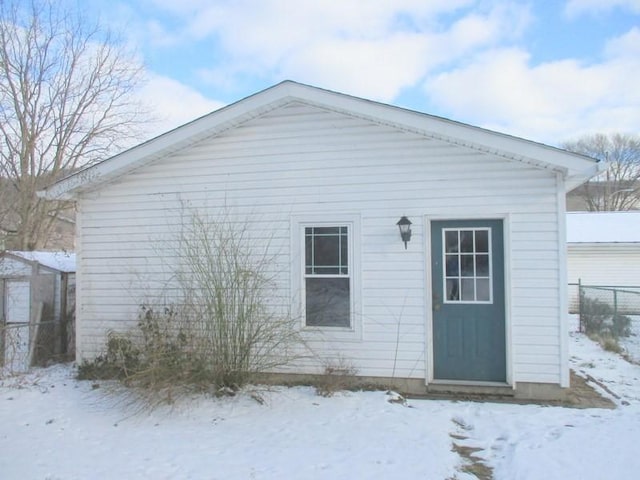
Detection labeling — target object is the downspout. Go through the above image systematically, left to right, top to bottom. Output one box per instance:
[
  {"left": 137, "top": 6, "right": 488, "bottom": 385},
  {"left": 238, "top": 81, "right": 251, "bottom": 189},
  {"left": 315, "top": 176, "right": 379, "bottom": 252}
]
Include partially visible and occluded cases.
[
  {"left": 557, "top": 172, "right": 570, "bottom": 388},
  {"left": 60, "top": 272, "right": 68, "bottom": 356},
  {"left": 0, "top": 278, "right": 5, "bottom": 366}
]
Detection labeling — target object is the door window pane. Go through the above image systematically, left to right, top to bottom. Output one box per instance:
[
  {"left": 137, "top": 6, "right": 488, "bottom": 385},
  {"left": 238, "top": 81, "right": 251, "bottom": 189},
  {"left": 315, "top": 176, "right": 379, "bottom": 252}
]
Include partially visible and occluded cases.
[
  {"left": 442, "top": 227, "right": 492, "bottom": 303},
  {"left": 460, "top": 230, "right": 474, "bottom": 252},
  {"left": 475, "top": 230, "right": 489, "bottom": 253},
  {"left": 445, "top": 231, "right": 459, "bottom": 253},
  {"left": 476, "top": 254, "right": 489, "bottom": 276},
  {"left": 445, "top": 255, "right": 459, "bottom": 276},
  {"left": 461, "top": 255, "right": 474, "bottom": 277},
  {"left": 446, "top": 279, "right": 460, "bottom": 301},
  {"left": 461, "top": 279, "right": 475, "bottom": 301},
  {"left": 476, "top": 279, "right": 490, "bottom": 301}
]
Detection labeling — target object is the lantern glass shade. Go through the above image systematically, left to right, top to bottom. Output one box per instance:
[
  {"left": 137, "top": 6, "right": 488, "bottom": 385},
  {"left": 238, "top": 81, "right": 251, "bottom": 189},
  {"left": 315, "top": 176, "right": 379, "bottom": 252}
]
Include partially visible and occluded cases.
[{"left": 397, "top": 216, "right": 412, "bottom": 247}]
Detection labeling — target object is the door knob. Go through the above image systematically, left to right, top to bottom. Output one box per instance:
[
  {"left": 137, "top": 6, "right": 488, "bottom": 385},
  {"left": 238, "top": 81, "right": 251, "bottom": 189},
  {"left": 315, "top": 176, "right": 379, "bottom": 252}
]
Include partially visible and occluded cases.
[{"left": 432, "top": 292, "right": 441, "bottom": 311}]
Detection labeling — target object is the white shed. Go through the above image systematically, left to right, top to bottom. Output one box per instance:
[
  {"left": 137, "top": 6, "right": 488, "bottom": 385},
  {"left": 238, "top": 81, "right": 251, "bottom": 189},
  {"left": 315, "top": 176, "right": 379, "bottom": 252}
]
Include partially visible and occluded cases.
[
  {"left": 41, "top": 81, "right": 600, "bottom": 399},
  {"left": 567, "top": 212, "right": 640, "bottom": 312},
  {"left": 0, "top": 251, "right": 76, "bottom": 371}
]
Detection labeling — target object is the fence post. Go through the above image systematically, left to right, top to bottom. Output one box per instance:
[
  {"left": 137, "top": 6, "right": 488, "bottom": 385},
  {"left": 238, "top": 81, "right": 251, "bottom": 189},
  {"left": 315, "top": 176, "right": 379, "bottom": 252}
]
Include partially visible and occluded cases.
[
  {"left": 578, "top": 279, "right": 583, "bottom": 333},
  {"left": 613, "top": 289, "right": 618, "bottom": 319}
]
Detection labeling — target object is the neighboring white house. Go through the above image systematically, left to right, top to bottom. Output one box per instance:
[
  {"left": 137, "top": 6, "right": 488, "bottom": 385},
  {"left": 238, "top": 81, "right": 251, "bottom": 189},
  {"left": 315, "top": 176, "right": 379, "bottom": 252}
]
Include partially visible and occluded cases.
[
  {"left": 41, "top": 81, "right": 601, "bottom": 399},
  {"left": 567, "top": 211, "right": 640, "bottom": 312},
  {"left": 0, "top": 251, "right": 76, "bottom": 371}
]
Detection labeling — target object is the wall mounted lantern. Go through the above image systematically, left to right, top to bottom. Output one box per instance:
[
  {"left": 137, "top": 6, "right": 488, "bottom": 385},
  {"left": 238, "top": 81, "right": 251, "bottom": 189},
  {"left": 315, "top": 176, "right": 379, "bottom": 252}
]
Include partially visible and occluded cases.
[{"left": 397, "top": 216, "right": 412, "bottom": 249}]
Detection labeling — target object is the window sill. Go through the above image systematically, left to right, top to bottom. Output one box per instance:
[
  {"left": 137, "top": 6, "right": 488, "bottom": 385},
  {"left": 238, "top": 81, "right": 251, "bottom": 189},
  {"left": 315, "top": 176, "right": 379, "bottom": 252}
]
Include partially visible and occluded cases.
[{"left": 301, "top": 324, "right": 362, "bottom": 341}]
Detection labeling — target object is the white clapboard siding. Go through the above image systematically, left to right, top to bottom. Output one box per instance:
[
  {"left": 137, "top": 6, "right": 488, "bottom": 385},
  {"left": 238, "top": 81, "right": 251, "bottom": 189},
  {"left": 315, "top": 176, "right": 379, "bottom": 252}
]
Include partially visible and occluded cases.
[
  {"left": 76, "top": 103, "right": 563, "bottom": 384},
  {"left": 567, "top": 244, "right": 640, "bottom": 312},
  {"left": 568, "top": 244, "right": 640, "bottom": 286},
  {"left": 0, "top": 257, "right": 33, "bottom": 277}
]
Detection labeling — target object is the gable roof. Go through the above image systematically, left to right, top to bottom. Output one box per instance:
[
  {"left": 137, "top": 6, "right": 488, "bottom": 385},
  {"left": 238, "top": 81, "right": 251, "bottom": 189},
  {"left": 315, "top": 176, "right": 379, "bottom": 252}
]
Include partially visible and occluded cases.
[
  {"left": 40, "top": 80, "right": 604, "bottom": 200},
  {"left": 567, "top": 212, "right": 640, "bottom": 244},
  {"left": 3, "top": 251, "right": 76, "bottom": 272}
]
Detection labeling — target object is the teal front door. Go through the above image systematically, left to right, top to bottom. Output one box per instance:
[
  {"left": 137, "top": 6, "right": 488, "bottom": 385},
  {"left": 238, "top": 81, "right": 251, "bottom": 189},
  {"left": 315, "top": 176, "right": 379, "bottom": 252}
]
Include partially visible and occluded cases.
[{"left": 431, "top": 220, "right": 506, "bottom": 382}]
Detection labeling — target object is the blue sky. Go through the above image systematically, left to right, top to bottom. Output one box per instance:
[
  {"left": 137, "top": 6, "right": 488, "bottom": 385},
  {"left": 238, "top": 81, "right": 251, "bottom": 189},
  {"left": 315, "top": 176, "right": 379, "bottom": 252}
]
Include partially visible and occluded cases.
[{"left": 83, "top": 0, "right": 640, "bottom": 146}]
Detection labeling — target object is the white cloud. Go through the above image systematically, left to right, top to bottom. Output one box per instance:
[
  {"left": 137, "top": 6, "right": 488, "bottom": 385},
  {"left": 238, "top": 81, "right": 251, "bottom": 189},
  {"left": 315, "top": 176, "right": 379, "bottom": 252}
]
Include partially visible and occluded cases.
[
  {"left": 139, "top": 0, "right": 530, "bottom": 102},
  {"left": 565, "top": 0, "right": 640, "bottom": 16},
  {"left": 99, "top": 1, "right": 638, "bottom": 146},
  {"left": 604, "top": 26, "right": 640, "bottom": 58},
  {"left": 424, "top": 29, "right": 640, "bottom": 144},
  {"left": 277, "top": 34, "right": 431, "bottom": 101},
  {"left": 137, "top": 73, "right": 225, "bottom": 140}
]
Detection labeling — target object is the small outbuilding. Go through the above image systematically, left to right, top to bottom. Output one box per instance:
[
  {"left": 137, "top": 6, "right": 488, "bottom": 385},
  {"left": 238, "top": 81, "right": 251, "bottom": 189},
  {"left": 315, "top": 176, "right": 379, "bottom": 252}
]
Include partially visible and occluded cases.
[
  {"left": 41, "top": 81, "right": 601, "bottom": 399},
  {"left": 0, "top": 251, "right": 76, "bottom": 371}
]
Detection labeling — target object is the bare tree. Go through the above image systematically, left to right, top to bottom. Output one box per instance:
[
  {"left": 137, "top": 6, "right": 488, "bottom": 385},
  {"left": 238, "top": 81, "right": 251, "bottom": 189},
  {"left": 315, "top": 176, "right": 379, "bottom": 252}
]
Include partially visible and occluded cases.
[
  {"left": 0, "top": 0, "right": 146, "bottom": 250},
  {"left": 564, "top": 133, "right": 640, "bottom": 211},
  {"left": 0, "top": 178, "right": 17, "bottom": 247}
]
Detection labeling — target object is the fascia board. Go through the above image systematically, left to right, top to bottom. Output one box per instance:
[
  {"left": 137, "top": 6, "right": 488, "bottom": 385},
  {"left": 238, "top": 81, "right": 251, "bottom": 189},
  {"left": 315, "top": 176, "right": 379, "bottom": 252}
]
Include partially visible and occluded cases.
[
  {"left": 284, "top": 82, "right": 597, "bottom": 178},
  {"left": 565, "top": 161, "right": 609, "bottom": 192}
]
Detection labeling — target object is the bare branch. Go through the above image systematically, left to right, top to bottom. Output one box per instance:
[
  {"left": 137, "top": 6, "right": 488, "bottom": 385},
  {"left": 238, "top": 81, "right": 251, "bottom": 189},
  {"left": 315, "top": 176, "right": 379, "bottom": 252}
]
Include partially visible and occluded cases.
[
  {"left": 0, "top": 0, "right": 148, "bottom": 249},
  {"left": 564, "top": 132, "right": 640, "bottom": 211}
]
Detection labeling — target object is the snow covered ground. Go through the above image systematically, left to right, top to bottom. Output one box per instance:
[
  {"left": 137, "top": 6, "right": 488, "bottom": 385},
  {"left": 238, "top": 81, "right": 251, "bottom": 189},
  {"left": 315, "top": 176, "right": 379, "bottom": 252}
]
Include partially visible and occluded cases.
[
  {"left": 620, "top": 315, "right": 640, "bottom": 363},
  {"left": 1, "top": 330, "right": 640, "bottom": 480}
]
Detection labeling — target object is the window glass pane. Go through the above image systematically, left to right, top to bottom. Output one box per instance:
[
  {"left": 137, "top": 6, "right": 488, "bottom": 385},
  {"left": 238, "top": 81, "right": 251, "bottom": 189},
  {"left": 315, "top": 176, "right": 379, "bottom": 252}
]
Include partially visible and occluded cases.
[
  {"left": 305, "top": 226, "right": 348, "bottom": 275},
  {"left": 313, "top": 226, "right": 340, "bottom": 235},
  {"left": 305, "top": 228, "right": 313, "bottom": 270},
  {"left": 340, "top": 228, "right": 348, "bottom": 272},
  {"left": 460, "top": 230, "right": 474, "bottom": 252},
  {"left": 475, "top": 230, "right": 489, "bottom": 253},
  {"left": 445, "top": 231, "right": 459, "bottom": 253},
  {"left": 314, "top": 234, "right": 340, "bottom": 268},
  {"left": 476, "top": 254, "right": 489, "bottom": 276},
  {"left": 445, "top": 255, "right": 459, "bottom": 276},
  {"left": 461, "top": 255, "right": 474, "bottom": 277},
  {"left": 312, "top": 266, "right": 340, "bottom": 274},
  {"left": 305, "top": 277, "right": 350, "bottom": 327},
  {"left": 461, "top": 278, "right": 475, "bottom": 301},
  {"left": 476, "top": 278, "right": 490, "bottom": 301},
  {"left": 446, "top": 279, "right": 459, "bottom": 301}
]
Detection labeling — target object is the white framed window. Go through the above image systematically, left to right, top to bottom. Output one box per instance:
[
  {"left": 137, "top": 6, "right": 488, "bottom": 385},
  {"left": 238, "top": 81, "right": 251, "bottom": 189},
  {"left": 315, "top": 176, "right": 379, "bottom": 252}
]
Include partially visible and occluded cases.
[
  {"left": 293, "top": 215, "right": 360, "bottom": 333},
  {"left": 305, "top": 225, "right": 351, "bottom": 327},
  {"left": 443, "top": 227, "right": 493, "bottom": 304}
]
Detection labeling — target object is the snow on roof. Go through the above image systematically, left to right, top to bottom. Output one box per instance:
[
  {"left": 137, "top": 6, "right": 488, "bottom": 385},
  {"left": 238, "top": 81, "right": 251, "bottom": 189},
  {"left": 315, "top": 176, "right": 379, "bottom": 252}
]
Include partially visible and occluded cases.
[
  {"left": 567, "top": 212, "right": 640, "bottom": 243},
  {"left": 7, "top": 251, "right": 76, "bottom": 272}
]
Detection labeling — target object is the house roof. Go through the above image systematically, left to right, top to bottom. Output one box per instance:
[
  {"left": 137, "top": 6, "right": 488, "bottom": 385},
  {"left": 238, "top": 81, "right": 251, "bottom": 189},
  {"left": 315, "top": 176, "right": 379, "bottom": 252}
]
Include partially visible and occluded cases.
[
  {"left": 40, "top": 80, "right": 604, "bottom": 200},
  {"left": 567, "top": 212, "right": 640, "bottom": 244},
  {"left": 4, "top": 251, "right": 76, "bottom": 272}
]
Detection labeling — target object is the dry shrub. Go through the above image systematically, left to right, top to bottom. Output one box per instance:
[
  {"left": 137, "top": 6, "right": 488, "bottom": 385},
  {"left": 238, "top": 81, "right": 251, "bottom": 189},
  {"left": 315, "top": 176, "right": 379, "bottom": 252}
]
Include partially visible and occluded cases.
[
  {"left": 78, "top": 209, "right": 304, "bottom": 405},
  {"left": 581, "top": 296, "right": 631, "bottom": 338},
  {"left": 587, "top": 333, "right": 623, "bottom": 354},
  {"left": 315, "top": 356, "right": 358, "bottom": 397}
]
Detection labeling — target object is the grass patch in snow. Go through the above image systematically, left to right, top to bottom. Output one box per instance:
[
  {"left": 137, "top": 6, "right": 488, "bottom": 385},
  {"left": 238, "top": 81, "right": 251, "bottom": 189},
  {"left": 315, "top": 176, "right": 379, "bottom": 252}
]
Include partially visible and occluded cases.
[
  {"left": 587, "top": 332, "right": 623, "bottom": 354},
  {"left": 450, "top": 417, "right": 494, "bottom": 479},
  {"left": 451, "top": 440, "right": 494, "bottom": 480}
]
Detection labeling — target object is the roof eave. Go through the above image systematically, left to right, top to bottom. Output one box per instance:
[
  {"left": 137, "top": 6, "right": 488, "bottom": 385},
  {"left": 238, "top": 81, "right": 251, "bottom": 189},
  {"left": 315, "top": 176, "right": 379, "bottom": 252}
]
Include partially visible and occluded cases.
[
  {"left": 40, "top": 84, "right": 300, "bottom": 200},
  {"left": 564, "top": 161, "right": 609, "bottom": 192}
]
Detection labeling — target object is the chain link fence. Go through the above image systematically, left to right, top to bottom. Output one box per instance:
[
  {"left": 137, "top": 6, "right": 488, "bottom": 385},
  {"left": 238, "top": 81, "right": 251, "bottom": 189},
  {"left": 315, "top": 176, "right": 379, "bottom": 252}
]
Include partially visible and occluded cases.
[
  {"left": 576, "top": 284, "right": 640, "bottom": 338},
  {"left": 1, "top": 320, "right": 73, "bottom": 375}
]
